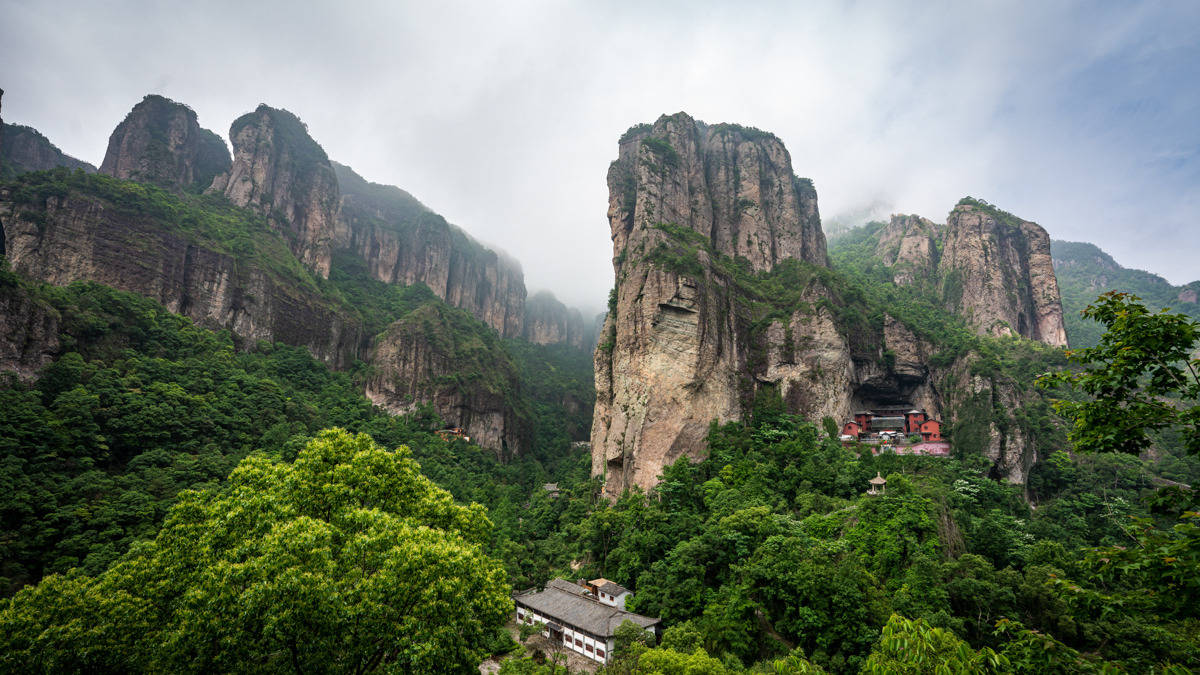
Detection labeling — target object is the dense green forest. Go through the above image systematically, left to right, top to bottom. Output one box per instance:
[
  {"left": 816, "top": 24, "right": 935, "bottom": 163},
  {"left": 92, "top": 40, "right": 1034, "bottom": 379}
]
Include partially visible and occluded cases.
[
  {"left": 3, "top": 169, "right": 1199, "bottom": 671},
  {"left": 5, "top": 244, "right": 1200, "bottom": 671},
  {"left": 0, "top": 258, "right": 591, "bottom": 597},
  {"left": 499, "top": 370, "right": 1198, "bottom": 673}
]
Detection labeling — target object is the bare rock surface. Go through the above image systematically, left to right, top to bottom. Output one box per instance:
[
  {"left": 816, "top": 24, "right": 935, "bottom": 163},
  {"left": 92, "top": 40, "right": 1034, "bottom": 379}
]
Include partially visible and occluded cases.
[
  {"left": 100, "top": 95, "right": 230, "bottom": 191},
  {"left": 211, "top": 105, "right": 339, "bottom": 278},
  {"left": 592, "top": 113, "right": 827, "bottom": 497},
  {"left": 332, "top": 162, "right": 527, "bottom": 337},
  {"left": 0, "top": 188, "right": 360, "bottom": 368},
  {"left": 939, "top": 202, "right": 1067, "bottom": 346},
  {"left": 523, "top": 290, "right": 589, "bottom": 348}
]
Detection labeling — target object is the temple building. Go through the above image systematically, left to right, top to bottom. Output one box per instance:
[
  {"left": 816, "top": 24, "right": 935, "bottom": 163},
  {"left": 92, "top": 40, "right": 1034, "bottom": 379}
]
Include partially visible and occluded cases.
[
  {"left": 841, "top": 408, "right": 941, "bottom": 441},
  {"left": 514, "top": 579, "right": 660, "bottom": 664}
]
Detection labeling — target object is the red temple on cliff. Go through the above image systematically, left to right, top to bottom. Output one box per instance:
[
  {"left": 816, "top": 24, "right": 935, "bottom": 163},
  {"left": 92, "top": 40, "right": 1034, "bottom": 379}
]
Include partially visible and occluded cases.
[{"left": 840, "top": 408, "right": 945, "bottom": 449}]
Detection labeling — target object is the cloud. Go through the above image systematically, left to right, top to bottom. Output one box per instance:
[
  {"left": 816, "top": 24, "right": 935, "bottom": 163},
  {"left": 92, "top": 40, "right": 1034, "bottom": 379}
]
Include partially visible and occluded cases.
[{"left": 2, "top": 0, "right": 1197, "bottom": 311}]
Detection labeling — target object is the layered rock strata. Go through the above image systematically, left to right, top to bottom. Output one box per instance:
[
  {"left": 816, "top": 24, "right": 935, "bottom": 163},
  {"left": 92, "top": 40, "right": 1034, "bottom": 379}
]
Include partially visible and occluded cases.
[
  {"left": 100, "top": 94, "right": 231, "bottom": 191},
  {"left": 210, "top": 105, "right": 339, "bottom": 278},
  {"left": 332, "top": 162, "right": 526, "bottom": 337},
  {"left": 0, "top": 189, "right": 361, "bottom": 368}
]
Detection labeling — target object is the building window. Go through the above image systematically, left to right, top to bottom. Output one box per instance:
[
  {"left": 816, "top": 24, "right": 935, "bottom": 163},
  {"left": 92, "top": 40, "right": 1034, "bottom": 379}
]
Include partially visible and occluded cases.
[
  {"left": 575, "top": 638, "right": 582, "bottom": 647},
  {"left": 585, "top": 645, "right": 593, "bottom": 652},
  {"left": 597, "top": 648, "right": 605, "bottom": 658}
]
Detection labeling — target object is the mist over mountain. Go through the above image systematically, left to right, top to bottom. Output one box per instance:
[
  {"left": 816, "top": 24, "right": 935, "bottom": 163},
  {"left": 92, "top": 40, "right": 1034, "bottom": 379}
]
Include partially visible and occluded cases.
[{"left": 1, "top": 3, "right": 1198, "bottom": 672}]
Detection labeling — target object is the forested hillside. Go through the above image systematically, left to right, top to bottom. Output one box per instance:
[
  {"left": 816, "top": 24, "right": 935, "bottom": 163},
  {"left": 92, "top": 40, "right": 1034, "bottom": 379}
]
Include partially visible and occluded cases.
[
  {"left": 2, "top": 115, "right": 1198, "bottom": 674},
  {"left": 1052, "top": 240, "right": 1200, "bottom": 348},
  {"left": 0, "top": 258, "right": 592, "bottom": 597}
]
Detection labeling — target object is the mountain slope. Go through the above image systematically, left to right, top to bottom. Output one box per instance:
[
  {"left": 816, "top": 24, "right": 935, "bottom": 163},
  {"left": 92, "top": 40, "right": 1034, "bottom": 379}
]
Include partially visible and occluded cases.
[
  {"left": 1, "top": 94, "right": 595, "bottom": 459},
  {"left": 1052, "top": 239, "right": 1200, "bottom": 348}
]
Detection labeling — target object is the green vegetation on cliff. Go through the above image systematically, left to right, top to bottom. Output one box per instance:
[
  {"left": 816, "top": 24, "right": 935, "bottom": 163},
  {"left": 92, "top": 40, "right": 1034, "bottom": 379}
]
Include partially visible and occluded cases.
[{"left": 6, "top": 168, "right": 326, "bottom": 296}]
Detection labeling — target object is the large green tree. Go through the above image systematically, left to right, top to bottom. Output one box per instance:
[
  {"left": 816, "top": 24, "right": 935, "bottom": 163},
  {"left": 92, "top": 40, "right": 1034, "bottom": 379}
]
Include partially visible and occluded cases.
[
  {"left": 1041, "top": 291, "right": 1200, "bottom": 456},
  {"left": 0, "top": 429, "right": 513, "bottom": 673}
]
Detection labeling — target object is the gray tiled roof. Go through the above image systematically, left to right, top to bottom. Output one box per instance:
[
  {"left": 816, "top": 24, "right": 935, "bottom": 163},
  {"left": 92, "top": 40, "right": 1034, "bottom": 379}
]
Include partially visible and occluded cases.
[
  {"left": 516, "top": 580, "right": 659, "bottom": 638},
  {"left": 597, "top": 581, "right": 629, "bottom": 596}
]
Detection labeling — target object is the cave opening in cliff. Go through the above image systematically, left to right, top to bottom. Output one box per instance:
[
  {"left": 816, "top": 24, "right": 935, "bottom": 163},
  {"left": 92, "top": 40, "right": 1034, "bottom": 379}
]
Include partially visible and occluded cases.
[
  {"left": 0, "top": 217, "right": 5, "bottom": 257},
  {"left": 851, "top": 380, "right": 918, "bottom": 413}
]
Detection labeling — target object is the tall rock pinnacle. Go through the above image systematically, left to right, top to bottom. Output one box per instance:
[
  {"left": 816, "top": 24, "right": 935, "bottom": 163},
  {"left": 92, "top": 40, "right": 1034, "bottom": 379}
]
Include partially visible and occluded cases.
[
  {"left": 100, "top": 94, "right": 231, "bottom": 191},
  {"left": 210, "top": 105, "right": 339, "bottom": 278},
  {"left": 592, "top": 113, "right": 829, "bottom": 497},
  {"left": 939, "top": 200, "right": 1068, "bottom": 347}
]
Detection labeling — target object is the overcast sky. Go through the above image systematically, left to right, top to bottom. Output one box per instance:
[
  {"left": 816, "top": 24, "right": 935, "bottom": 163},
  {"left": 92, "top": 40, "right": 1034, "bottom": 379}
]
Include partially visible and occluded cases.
[{"left": 2, "top": 1, "right": 1197, "bottom": 313}]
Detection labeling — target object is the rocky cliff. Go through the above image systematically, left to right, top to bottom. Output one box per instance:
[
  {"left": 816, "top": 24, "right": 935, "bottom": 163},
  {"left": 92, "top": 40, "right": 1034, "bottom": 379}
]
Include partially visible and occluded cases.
[
  {"left": 0, "top": 94, "right": 597, "bottom": 460},
  {"left": 100, "top": 94, "right": 231, "bottom": 191},
  {"left": 210, "top": 105, "right": 339, "bottom": 278},
  {"left": 592, "top": 112, "right": 829, "bottom": 496},
  {"left": 609, "top": 113, "right": 826, "bottom": 270},
  {"left": 595, "top": 118, "right": 1063, "bottom": 495},
  {"left": 0, "top": 125, "right": 96, "bottom": 177},
  {"left": 332, "top": 162, "right": 526, "bottom": 337},
  {"left": 0, "top": 173, "right": 361, "bottom": 368},
  {"left": 939, "top": 200, "right": 1067, "bottom": 347},
  {"left": 866, "top": 204, "right": 1068, "bottom": 348},
  {"left": 874, "top": 214, "right": 941, "bottom": 285},
  {"left": 0, "top": 278, "right": 60, "bottom": 380},
  {"left": 523, "top": 290, "right": 588, "bottom": 348},
  {"left": 363, "top": 301, "right": 529, "bottom": 456}
]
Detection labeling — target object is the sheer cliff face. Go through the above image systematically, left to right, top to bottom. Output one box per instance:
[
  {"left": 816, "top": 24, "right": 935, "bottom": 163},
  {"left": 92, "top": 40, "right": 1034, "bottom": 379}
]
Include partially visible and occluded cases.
[
  {"left": 1, "top": 89, "right": 96, "bottom": 175},
  {"left": 100, "top": 95, "right": 231, "bottom": 191},
  {"left": 210, "top": 106, "right": 339, "bottom": 278},
  {"left": 593, "top": 113, "right": 827, "bottom": 497},
  {"left": 609, "top": 113, "right": 827, "bottom": 270},
  {"left": 1, "top": 124, "right": 96, "bottom": 175},
  {"left": 332, "top": 163, "right": 526, "bottom": 337},
  {"left": 0, "top": 190, "right": 361, "bottom": 368},
  {"left": 939, "top": 203, "right": 1067, "bottom": 347},
  {"left": 875, "top": 214, "right": 941, "bottom": 286},
  {"left": 523, "top": 291, "right": 588, "bottom": 348},
  {"left": 364, "top": 304, "right": 528, "bottom": 456}
]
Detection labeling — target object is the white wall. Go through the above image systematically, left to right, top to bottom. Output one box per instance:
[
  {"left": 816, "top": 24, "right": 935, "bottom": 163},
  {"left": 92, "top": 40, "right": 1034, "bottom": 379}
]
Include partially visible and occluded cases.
[{"left": 515, "top": 606, "right": 608, "bottom": 663}]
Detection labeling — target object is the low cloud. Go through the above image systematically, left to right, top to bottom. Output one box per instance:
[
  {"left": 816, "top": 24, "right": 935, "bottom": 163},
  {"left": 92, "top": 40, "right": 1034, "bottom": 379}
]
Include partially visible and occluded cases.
[{"left": 2, "top": 1, "right": 1197, "bottom": 311}]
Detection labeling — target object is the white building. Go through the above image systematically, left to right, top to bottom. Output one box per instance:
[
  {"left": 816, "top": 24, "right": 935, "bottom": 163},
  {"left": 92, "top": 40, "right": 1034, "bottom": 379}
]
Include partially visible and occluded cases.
[{"left": 514, "top": 579, "right": 660, "bottom": 664}]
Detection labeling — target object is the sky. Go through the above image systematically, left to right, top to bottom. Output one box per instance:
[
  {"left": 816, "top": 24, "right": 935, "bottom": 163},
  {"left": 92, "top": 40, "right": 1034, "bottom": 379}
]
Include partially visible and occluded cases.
[{"left": 1, "top": 0, "right": 1197, "bottom": 313}]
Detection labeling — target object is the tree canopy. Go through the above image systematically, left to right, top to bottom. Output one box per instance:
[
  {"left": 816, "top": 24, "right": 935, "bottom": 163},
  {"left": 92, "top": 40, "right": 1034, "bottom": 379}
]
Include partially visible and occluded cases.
[
  {"left": 1040, "top": 291, "right": 1200, "bottom": 455},
  {"left": 0, "top": 429, "right": 513, "bottom": 673}
]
